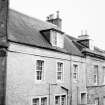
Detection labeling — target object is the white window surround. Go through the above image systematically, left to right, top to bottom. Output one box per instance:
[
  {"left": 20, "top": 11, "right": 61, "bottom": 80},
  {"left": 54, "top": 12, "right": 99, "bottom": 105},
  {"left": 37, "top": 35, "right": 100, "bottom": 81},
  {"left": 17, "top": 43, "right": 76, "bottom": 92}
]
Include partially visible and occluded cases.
[
  {"left": 50, "top": 30, "right": 64, "bottom": 48},
  {"left": 35, "top": 59, "right": 45, "bottom": 83},
  {"left": 56, "top": 61, "right": 64, "bottom": 82},
  {"left": 73, "top": 64, "right": 78, "bottom": 82},
  {"left": 93, "top": 65, "right": 98, "bottom": 85},
  {"left": 103, "top": 66, "right": 105, "bottom": 84},
  {"left": 54, "top": 94, "right": 67, "bottom": 105},
  {"left": 31, "top": 96, "right": 48, "bottom": 105}
]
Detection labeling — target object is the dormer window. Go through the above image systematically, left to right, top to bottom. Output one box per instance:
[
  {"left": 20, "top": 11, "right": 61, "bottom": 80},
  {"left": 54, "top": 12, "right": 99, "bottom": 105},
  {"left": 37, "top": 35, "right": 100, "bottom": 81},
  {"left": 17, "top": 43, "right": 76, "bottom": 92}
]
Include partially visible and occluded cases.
[
  {"left": 40, "top": 28, "right": 64, "bottom": 48},
  {"left": 50, "top": 30, "right": 64, "bottom": 48},
  {"left": 51, "top": 30, "right": 57, "bottom": 46}
]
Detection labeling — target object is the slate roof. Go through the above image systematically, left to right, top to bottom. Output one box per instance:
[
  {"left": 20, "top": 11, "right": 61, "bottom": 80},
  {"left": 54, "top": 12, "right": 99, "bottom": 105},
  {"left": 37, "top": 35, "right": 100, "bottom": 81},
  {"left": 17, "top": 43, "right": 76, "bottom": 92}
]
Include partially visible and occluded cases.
[
  {"left": 7, "top": 9, "right": 83, "bottom": 56},
  {"left": 7, "top": 9, "right": 105, "bottom": 58}
]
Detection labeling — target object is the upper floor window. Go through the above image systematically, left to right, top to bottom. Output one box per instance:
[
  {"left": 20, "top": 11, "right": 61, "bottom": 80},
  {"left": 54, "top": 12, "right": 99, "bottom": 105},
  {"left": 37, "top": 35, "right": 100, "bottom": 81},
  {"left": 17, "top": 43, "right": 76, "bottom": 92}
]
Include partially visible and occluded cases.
[
  {"left": 50, "top": 30, "right": 64, "bottom": 48},
  {"left": 51, "top": 30, "right": 57, "bottom": 46},
  {"left": 36, "top": 60, "right": 44, "bottom": 81},
  {"left": 57, "top": 62, "right": 63, "bottom": 81},
  {"left": 73, "top": 64, "right": 78, "bottom": 81},
  {"left": 93, "top": 65, "right": 98, "bottom": 85},
  {"left": 103, "top": 66, "right": 105, "bottom": 84},
  {"left": 33, "top": 98, "right": 39, "bottom": 105}
]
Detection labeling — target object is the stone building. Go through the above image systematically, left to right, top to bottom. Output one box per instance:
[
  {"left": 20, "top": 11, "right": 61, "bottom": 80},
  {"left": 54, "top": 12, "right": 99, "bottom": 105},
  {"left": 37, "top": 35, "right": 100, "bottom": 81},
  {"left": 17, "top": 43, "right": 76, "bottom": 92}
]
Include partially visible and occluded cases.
[
  {"left": 0, "top": 0, "right": 105, "bottom": 105},
  {"left": 0, "top": 0, "right": 87, "bottom": 105},
  {"left": 76, "top": 34, "right": 105, "bottom": 105}
]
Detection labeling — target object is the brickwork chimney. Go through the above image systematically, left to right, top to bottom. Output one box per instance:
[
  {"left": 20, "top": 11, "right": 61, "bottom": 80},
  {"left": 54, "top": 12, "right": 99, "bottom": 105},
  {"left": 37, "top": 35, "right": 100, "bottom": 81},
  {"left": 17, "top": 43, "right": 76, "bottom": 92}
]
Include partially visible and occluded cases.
[{"left": 47, "top": 11, "right": 62, "bottom": 30}]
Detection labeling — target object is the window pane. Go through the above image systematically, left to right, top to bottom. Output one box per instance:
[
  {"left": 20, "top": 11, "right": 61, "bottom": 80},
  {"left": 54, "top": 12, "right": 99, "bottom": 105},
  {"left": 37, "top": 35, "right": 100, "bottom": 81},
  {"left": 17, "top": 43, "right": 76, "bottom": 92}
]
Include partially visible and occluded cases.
[
  {"left": 51, "top": 31, "right": 57, "bottom": 46},
  {"left": 36, "top": 60, "right": 44, "bottom": 80},
  {"left": 57, "top": 62, "right": 63, "bottom": 80},
  {"left": 73, "top": 64, "right": 78, "bottom": 80},
  {"left": 94, "top": 65, "right": 98, "bottom": 84},
  {"left": 103, "top": 67, "right": 105, "bottom": 83},
  {"left": 36, "top": 71, "right": 42, "bottom": 80},
  {"left": 57, "top": 72, "right": 62, "bottom": 80},
  {"left": 73, "top": 73, "right": 77, "bottom": 79},
  {"left": 94, "top": 75, "right": 97, "bottom": 83},
  {"left": 61, "top": 95, "right": 66, "bottom": 105},
  {"left": 55, "top": 96, "right": 60, "bottom": 105},
  {"left": 41, "top": 97, "right": 47, "bottom": 105},
  {"left": 33, "top": 98, "right": 39, "bottom": 105},
  {"left": 95, "top": 98, "right": 99, "bottom": 105}
]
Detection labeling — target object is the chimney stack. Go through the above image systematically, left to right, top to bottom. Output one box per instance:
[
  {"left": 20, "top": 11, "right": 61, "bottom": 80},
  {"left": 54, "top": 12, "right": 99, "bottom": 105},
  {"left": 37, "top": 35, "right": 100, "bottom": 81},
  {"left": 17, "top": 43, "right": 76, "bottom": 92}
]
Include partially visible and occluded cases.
[
  {"left": 47, "top": 11, "right": 62, "bottom": 30},
  {"left": 78, "top": 30, "right": 90, "bottom": 48}
]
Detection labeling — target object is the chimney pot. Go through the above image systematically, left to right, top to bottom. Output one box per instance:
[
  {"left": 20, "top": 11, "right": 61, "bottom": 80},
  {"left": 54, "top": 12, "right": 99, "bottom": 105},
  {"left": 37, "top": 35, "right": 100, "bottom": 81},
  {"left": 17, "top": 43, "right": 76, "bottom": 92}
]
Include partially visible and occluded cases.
[{"left": 56, "top": 11, "right": 60, "bottom": 18}]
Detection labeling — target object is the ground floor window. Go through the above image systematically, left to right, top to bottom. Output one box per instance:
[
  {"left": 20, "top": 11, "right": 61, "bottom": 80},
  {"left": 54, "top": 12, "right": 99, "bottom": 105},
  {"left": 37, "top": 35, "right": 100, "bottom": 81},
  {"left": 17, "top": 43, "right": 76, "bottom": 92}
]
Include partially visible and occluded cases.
[
  {"left": 55, "top": 95, "right": 66, "bottom": 105},
  {"left": 32, "top": 97, "right": 47, "bottom": 105},
  {"left": 41, "top": 97, "right": 47, "bottom": 105},
  {"left": 103, "top": 97, "right": 105, "bottom": 105},
  {"left": 33, "top": 98, "right": 39, "bottom": 105},
  {"left": 95, "top": 98, "right": 99, "bottom": 105}
]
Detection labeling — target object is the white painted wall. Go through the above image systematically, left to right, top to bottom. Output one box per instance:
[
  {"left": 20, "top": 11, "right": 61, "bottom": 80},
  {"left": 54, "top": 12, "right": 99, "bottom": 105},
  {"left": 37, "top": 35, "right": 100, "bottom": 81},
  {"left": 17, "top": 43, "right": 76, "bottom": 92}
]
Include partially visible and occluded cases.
[{"left": 6, "top": 42, "right": 71, "bottom": 105}]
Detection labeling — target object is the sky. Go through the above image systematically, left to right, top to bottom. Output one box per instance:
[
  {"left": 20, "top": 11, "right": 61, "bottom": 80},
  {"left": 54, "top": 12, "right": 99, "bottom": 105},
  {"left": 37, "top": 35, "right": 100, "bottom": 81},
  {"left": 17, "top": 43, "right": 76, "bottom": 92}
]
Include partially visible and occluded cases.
[{"left": 10, "top": 0, "right": 105, "bottom": 50}]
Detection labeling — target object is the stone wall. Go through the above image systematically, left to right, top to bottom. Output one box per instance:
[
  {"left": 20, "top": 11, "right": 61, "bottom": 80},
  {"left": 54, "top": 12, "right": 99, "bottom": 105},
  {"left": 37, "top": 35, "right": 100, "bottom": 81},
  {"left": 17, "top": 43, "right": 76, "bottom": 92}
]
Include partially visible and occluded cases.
[{"left": 87, "top": 86, "right": 105, "bottom": 105}]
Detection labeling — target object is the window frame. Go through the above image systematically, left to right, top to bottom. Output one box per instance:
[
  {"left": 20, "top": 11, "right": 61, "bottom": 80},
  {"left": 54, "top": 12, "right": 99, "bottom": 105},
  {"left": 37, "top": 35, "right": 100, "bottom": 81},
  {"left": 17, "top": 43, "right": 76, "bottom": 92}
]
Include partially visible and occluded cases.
[
  {"left": 50, "top": 30, "right": 64, "bottom": 48},
  {"left": 50, "top": 30, "right": 57, "bottom": 46},
  {"left": 35, "top": 60, "right": 45, "bottom": 82},
  {"left": 56, "top": 61, "right": 64, "bottom": 82},
  {"left": 73, "top": 64, "right": 78, "bottom": 82},
  {"left": 93, "top": 65, "right": 98, "bottom": 85},
  {"left": 103, "top": 66, "right": 105, "bottom": 84},
  {"left": 54, "top": 94, "right": 67, "bottom": 105},
  {"left": 32, "top": 96, "right": 48, "bottom": 105},
  {"left": 94, "top": 97, "right": 99, "bottom": 105},
  {"left": 32, "top": 98, "right": 39, "bottom": 105}
]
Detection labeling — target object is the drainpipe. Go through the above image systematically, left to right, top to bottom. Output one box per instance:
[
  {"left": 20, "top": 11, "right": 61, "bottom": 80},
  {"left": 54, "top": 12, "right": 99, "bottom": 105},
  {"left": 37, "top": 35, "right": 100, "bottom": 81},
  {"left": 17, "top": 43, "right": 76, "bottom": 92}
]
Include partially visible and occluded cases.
[
  {"left": 48, "top": 83, "right": 57, "bottom": 105},
  {"left": 48, "top": 83, "right": 69, "bottom": 105},
  {"left": 49, "top": 83, "right": 50, "bottom": 105},
  {"left": 60, "top": 86, "right": 69, "bottom": 105},
  {"left": 77, "top": 86, "right": 79, "bottom": 105}
]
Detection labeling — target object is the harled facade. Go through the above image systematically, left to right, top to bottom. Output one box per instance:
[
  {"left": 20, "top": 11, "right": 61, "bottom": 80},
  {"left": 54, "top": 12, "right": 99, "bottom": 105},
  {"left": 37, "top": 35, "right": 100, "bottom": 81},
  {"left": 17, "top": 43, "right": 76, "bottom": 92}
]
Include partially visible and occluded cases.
[{"left": 0, "top": 0, "right": 105, "bottom": 105}]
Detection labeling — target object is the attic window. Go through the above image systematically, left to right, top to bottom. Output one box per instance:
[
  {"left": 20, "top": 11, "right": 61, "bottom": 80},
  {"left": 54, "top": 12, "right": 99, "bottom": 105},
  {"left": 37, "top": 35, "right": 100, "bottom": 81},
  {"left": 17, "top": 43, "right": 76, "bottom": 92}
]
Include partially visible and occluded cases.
[
  {"left": 50, "top": 30, "right": 64, "bottom": 48},
  {"left": 51, "top": 30, "right": 57, "bottom": 46}
]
